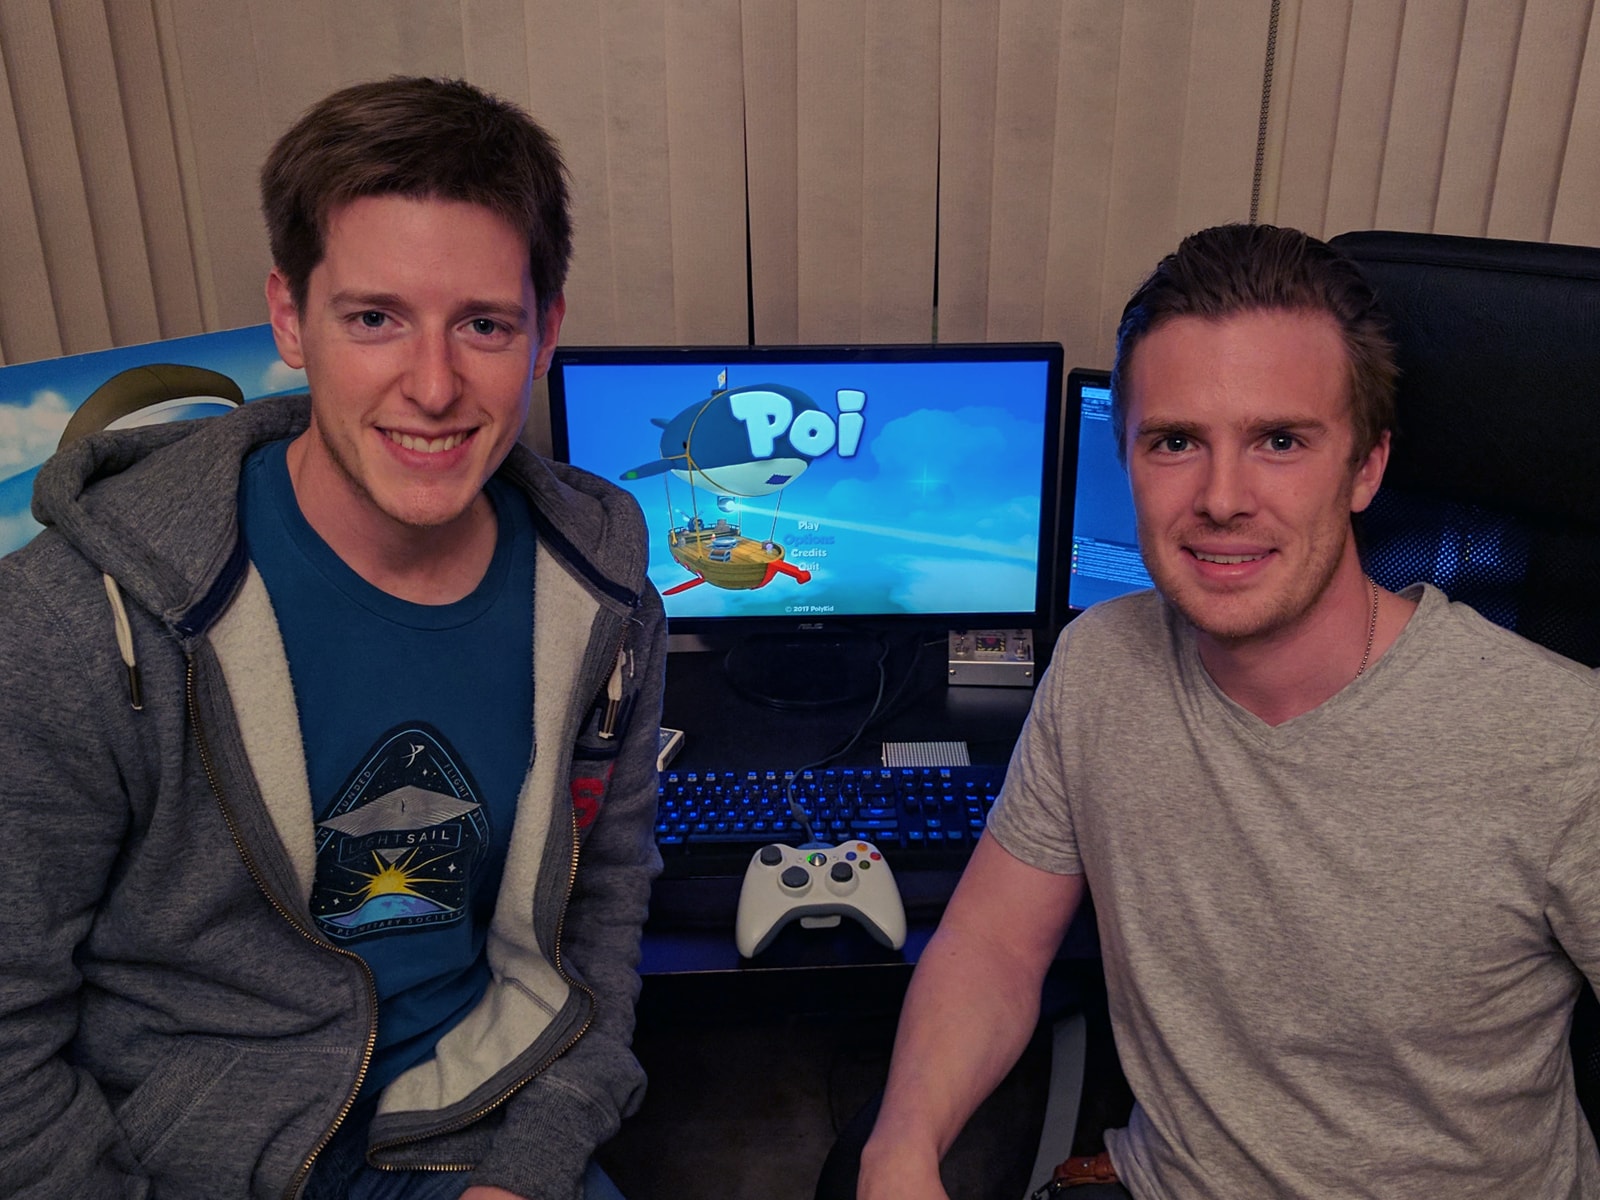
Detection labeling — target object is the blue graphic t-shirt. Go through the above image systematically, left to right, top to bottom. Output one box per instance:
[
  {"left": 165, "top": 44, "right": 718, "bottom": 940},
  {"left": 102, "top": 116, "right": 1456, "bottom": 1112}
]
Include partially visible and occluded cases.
[{"left": 240, "top": 439, "right": 535, "bottom": 1096}]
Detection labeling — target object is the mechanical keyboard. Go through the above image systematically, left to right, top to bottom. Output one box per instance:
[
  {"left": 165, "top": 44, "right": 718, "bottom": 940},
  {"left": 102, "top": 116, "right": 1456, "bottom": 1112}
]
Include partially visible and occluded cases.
[{"left": 654, "top": 763, "right": 1006, "bottom": 880}]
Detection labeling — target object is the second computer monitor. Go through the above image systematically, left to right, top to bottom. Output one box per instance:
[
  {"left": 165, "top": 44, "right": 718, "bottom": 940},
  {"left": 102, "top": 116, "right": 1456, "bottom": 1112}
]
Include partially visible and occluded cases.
[{"left": 1060, "top": 368, "right": 1153, "bottom": 619}]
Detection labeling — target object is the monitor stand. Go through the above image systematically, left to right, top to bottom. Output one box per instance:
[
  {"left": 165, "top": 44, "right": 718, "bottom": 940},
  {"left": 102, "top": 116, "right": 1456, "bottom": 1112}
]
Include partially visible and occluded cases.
[{"left": 721, "top": 630, "right": 882, "bottom": 710}]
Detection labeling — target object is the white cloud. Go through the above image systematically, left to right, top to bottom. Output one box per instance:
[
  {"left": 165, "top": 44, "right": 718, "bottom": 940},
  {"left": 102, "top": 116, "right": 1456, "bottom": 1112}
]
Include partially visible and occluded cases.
[
  {"left": 261, "top": 358, "right": 307, "bottom": 395},
  {"left": 0, "top": 390, "right": 73, "bottom": 474},
  {"left": 887, "top": 556, "right": 1036, "bottom": 614}
]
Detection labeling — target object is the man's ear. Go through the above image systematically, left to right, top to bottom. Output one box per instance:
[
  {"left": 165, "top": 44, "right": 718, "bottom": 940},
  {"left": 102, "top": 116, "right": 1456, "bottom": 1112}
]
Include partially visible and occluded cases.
[
  {"left": 265, "top": 269, "right": 306, "bottom": 370},
  {"left": 532, "top": 293, "right": 567, "bottom": 381},
  {"left": 1350, "top": 429, "right": 1391, "bottom": 514}
]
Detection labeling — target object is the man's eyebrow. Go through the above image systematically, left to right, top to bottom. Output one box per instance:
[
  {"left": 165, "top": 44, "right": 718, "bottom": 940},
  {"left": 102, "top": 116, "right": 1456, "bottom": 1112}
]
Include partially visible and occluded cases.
[
  {"left": 328, "top": 290, "right": 405, "bottom": 310},
  {"left": 327, "top": 291, "right": 530, "bottom": 324},
  {"left": 458, "top": 298, "right": 530, "bottom": 323},
  {"left": 1134, "top": 415, "right": 1332, "bottom": 438},
  {"left": 1242, "top": 415, "right": 1330, "bottom": 438},
  {"left": 1134, "top": 417, "right": 1205, "bottom": 441}
]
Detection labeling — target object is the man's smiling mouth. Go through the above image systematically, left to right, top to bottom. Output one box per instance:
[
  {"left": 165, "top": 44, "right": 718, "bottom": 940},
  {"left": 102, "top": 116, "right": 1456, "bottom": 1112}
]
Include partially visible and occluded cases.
[
  {"left": 384, "top": 429, "right": 469, "bottom": 453},
  {"left": 1191, "top": 550, "right": 1269, "bottom": 565}
]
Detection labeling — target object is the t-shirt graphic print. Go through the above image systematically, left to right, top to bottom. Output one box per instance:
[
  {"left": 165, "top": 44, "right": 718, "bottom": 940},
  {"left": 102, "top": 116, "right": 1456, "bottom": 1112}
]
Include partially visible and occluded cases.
[{"left": 312, "top": 723, "right": 490, "bottom": 941}]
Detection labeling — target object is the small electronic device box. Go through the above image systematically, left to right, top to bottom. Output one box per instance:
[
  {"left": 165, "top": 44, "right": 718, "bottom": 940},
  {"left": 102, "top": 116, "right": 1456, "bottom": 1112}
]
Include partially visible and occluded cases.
[{"left": 947, "top": 628, "right": 1035, "bottom": 688}]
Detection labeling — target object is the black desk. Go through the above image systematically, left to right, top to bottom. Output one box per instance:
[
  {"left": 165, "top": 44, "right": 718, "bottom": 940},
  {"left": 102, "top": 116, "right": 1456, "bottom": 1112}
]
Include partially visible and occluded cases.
[
  {"left": 659, "top": 635, "right": 1034, "bottom": 772},
  {"left": 638, "top": 636, "right": 1097, "bottom": 990},
  {"left": 614, "top": 639, "right": 1106, "bottom": 1200}
]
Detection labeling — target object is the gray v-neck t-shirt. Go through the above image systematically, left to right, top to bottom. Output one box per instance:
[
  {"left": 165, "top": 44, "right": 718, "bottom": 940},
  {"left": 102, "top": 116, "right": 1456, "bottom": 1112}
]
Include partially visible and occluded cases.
[{"left": 989, "top": 584, "right": 1600, "bottom": 1198}]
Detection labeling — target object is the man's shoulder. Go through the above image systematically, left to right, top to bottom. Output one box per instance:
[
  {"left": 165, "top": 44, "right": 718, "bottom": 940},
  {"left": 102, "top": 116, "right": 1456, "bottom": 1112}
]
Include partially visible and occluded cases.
[
  {"left": 28, "top": 396, "right": 309, "bottom": 611},
  {"left": 497, "top": 446, "right": 652, "bottom": 590},
  {"left": 500, "top": 449, "right": 646, "bottom": 539},
  {"left": 509, "top": 449, "right": 638, "bottom": 510},
  {"left": 0, "top": 526, "right": 100, "bottom": 629},
  {"left": 1416, "top": 584, "right": 1599, "bottom": 692},
  {"left": 1399, "top": 585, "right": 1600, "bottom": 743},
  {"left": 1041, "top": 589, "right": 1179, "bottom": 701},
  {"left": 1054, "top": 589, "right": 1172, "bottom": 658}
]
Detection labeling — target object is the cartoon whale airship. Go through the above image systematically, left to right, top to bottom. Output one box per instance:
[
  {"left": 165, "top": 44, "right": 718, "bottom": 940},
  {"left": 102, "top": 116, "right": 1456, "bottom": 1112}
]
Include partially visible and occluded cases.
[
  {"left": 622, "top": 380, "right": 815, "bottom": 595},
  {"left": 621, "top": 382, "right": 824, "bottom": 496}
]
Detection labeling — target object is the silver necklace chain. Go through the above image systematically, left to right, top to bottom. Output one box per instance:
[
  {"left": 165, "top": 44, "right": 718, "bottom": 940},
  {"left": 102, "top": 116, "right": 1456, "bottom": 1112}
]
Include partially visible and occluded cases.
[{"left": 1355, "top": 575, "right": 1379, "bottom": 678}]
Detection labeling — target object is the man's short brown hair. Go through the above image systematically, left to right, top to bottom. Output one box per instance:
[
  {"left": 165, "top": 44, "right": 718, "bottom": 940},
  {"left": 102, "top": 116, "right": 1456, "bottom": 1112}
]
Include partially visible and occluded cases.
[
  {"left": 260, "top": 76, "right": 572, "bottom": 335},
  {"left": 1110, "top": 224, "right": 1397, "bottom": 464}
]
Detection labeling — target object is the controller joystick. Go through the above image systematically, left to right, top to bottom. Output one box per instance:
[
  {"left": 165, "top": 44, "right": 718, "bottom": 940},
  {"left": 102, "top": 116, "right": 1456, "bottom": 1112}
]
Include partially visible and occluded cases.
[{"left": 734, "top": 840, "right": 907, "bottom": 957}]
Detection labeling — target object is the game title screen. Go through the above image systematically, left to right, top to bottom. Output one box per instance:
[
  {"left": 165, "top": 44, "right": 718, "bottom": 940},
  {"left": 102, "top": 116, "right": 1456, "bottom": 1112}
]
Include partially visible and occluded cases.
[{"left": 558, "top": 357, "right": 1054, "bottom": 621}]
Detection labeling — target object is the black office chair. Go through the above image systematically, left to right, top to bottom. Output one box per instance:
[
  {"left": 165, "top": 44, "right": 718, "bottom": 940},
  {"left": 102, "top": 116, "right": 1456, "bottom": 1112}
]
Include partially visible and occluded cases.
[
  {"left": 1330, "top": 229, "right": 1600, "bottom": 1138},
  {"left": 1331, "top": 230, "right": 1600, "bottom": 669}
]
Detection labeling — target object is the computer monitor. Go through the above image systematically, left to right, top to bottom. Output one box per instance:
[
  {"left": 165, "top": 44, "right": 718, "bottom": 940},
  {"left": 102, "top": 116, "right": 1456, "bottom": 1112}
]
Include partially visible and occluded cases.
[
  {"left": 548, "top": 343, "right": 1064, "bottom": 703},
  {"left": 1059, "top": 368, "right": 1153, "bottom": 618}
]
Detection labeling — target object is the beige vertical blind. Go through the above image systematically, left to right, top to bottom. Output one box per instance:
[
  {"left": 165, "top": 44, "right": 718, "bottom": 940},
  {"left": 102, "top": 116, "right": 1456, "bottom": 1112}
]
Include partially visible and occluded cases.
[
  {"left": 0, "top": 0, "right": 193, "bottom": 363},
  {"left": 0, "top": 0, "right": 751, "bottom": 371},
  {"left": 3, "top": 0, "right": 1598, "bottom": 383},
  {"left": 516, "top": 0, "right": 749, "bottom": 349},
  {"left": 741, "top": 0, "right": 941, "bottom": 345},
  {"left": 936, "top": 0, "right": 1272, "bottom": 368},
  {"left": 1263, "top": 0, "right": 1600, "bottom": 247}
]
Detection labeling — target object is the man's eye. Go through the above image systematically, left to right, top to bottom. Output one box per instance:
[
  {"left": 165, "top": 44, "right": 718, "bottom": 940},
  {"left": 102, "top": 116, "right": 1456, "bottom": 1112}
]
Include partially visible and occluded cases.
[
  {"left": 358, "top": 311, "right": 387, "bottom": 329},
  {"left": 469, "top": 317, "right": 505, "bottom": 336},
  {"left": 1267, "top": 433, "right": 1297, "bottom": 452},
  {"left": 1158, "top": 435, "right": 1189, "bottom": 453}
]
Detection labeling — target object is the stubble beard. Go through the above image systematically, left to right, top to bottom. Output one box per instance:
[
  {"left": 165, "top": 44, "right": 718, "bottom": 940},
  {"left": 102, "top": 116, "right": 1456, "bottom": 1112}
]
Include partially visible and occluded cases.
[
  {"left": 316, "top": 419, "right": 473, "bottom": 533},
  {"left": 1142, "top": 517, "right": 1352, "bottom": 647}
]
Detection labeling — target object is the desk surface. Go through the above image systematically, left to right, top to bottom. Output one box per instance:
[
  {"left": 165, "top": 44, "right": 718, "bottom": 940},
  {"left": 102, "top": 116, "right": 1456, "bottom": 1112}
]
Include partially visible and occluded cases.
[
  {"left": 640, "top": 635, "right": 1097, "bottom": 981},
  {"left": 660, "top": 635, "right": 1035, "bottom": 772}
]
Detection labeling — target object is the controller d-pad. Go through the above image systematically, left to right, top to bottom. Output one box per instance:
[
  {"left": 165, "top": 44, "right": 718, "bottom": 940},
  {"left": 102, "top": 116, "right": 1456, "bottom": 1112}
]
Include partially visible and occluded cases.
[
  {"left": 759, "top": 845, "right": 784, "bottom": 866},
  {"left": 830, "top": 862, "right": 853, "bottom": 883},
  {"left": 780, "top": 865, "right": 810, "bottom": 890}
]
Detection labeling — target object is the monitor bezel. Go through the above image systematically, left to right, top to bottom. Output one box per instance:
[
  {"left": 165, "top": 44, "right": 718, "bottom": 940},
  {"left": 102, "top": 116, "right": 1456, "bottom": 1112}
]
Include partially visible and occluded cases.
[
  {"left": 548, "top": 342, "right": 1067, "bottom": 638},
  {"left": 1058, "top": 365, "right": 1162, "bottom": 627},
  {"left": 1060, "top": 366, "right": 1110, "bottom": 626}
]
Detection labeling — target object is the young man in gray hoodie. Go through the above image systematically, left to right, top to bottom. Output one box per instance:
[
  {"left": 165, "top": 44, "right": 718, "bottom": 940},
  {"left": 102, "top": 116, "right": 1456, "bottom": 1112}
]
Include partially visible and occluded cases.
[{"left": 0, "top": 77, "right": 666, "bottom": 1200}]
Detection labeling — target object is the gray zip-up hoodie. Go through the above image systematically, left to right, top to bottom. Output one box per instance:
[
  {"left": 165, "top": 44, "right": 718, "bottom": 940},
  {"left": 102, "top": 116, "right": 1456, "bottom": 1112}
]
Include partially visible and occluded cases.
[{"left": 0, "top": 396, "right": 667, "bottom": 1200}]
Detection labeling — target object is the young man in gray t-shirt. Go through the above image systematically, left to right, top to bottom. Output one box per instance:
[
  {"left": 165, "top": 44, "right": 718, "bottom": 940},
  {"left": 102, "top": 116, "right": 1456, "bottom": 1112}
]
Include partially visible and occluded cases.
[{"left": 856, "top": 224, "right": 1600, "bottom": 1199}]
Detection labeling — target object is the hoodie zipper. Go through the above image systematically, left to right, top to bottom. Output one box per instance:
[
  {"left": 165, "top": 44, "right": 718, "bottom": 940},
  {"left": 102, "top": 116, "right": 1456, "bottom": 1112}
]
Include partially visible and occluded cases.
[
  {"left": 190, "top": 600, "right": 634, "bottom": 1179},
  {"left": 363, "top": 616, "right": 634, "bottom": 1168},
  {"left": 183, "top": 656, "right": 381, "bottom": 1200},
  {"left": 366, "top": 808, "right": 597, "bottom": 1170}
]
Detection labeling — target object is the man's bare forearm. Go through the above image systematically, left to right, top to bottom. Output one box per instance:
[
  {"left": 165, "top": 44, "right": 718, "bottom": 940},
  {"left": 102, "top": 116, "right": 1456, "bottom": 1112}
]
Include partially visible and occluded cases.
[{"left": 858, "top": 835, "right": 1085, "bottom": 1199}]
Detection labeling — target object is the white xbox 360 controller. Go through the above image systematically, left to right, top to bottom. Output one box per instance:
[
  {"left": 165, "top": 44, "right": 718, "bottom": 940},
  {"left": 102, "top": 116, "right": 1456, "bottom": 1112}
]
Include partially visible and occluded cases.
[{"left": 734, "top": 840, "right": 907, "bottom": 958}]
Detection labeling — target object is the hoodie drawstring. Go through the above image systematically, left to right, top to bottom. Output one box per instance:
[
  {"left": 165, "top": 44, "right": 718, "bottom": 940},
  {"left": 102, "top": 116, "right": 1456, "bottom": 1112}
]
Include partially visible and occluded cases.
[
  {"left": 102, "top": 574, "right": 143, "bottom": 711},
  {"left": 597, "top": 645, "right": 629, "bottom": 739}
]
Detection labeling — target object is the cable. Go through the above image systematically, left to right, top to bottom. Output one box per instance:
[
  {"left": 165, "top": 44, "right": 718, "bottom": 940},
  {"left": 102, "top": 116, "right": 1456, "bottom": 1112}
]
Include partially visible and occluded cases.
[
  {"left": 1250, "top": 0, "right": 1283, "bottom": 225},
  {"left": 862, "top": 631, "right": 948, "bottom": 730},
  {"left": 781, "top": 632, "right": 892, "bottom": 844}
]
